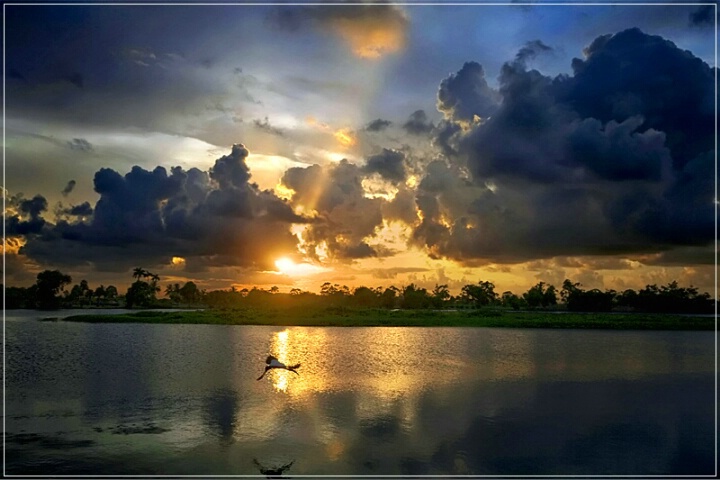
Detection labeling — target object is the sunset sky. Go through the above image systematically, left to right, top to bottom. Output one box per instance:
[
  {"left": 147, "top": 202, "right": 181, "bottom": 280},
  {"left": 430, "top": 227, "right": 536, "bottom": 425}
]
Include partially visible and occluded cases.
[{"left": 4, "top": 2, "right": 716, "bottom": 296}]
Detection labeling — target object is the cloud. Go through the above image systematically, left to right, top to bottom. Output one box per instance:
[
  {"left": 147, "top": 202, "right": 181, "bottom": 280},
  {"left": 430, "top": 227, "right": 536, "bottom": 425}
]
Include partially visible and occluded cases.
[
  {"left": 270, "top": 4, "right": 409, "bottom": 59},
  {"left": 689, "top": 5, "right": 714, "bottom": 27},
  {"left": 419, "top": 28, "right": 714, "bottom": 266},
  {"left": 514, "top": 39, "right": 553, "bottom": 65},
  {"left": 436, "top": 61, "right": 500, "bottom": 124},
  {"left": 402, "top": 110, "right": 434, "bottom": 136},
  {"left": 253, "top": 117, "right": 284, "bottom": 137},
  {"left": 365, "top": 118, "right": 392, "bottom": 132},
  {"left": 67, "top": 138, "right": 93, "bottom": 152},
  {"left": 14, "top": 145, "right": 308, "bottom": 272},
  {"left": 363, "top": 148, "right": 407, "bottom": 184},
  {"left": 281, "top": 160, "right": 385, "bottom": 260},
  {"left": 61, "top": 180, "right": 77, "bottom": 196},
  {"left": 5, "top": 194, "right": 48, "bottom": 235},
  {"left": 66, "top": 202, "right": 94, "bottom": 216}
]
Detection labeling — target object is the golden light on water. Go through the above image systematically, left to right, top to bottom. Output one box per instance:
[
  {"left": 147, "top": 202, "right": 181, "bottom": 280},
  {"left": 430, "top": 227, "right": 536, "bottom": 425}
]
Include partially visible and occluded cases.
[{"left": 272, "top": 330, "right": 290, "bottom": 393}]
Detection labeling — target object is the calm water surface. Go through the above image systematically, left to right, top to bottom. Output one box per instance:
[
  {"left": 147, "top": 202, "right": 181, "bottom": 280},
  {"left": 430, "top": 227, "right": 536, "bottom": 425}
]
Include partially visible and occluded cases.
[{"left": 5, "top": 309, "right": 715, "bottom": 476}]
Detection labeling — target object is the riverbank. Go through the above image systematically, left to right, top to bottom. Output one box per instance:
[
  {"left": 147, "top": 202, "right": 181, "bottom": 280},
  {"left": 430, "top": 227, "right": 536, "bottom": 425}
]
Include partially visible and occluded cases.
[{"left": 59, "top": 307, "right": 715, "bottom": 330}]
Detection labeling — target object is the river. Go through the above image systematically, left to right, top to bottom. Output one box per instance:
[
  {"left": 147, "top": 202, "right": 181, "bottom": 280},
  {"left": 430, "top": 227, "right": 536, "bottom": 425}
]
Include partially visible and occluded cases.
[{"left": 4, "top": 309, "right": 715, "bottom": 476}]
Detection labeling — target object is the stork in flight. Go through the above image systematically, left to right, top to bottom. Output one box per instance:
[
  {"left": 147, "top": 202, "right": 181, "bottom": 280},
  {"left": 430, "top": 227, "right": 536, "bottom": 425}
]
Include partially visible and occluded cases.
[{"left": 256, "top": 355, "right": 301, "bottom": 381}]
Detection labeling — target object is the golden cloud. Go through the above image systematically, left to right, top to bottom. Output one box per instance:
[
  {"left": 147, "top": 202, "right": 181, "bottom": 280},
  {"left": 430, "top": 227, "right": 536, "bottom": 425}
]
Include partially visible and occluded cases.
[{"left": 329, "top": 16, "right": 407, "bottom": 59}]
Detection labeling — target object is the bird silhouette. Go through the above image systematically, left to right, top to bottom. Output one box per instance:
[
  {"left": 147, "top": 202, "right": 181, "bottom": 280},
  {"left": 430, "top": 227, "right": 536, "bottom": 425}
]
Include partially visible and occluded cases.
[
  {"left": 256, "top": 355, "right": 301, "bottom": 380},
  {"left": 253, "top": 458, "right": 294, "bottom": 478}
]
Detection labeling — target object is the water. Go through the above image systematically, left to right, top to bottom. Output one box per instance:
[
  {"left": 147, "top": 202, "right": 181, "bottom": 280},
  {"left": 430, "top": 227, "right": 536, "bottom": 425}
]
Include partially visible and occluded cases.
[{"left": 5, "top": 310, "right": 715, "bottom": 476}]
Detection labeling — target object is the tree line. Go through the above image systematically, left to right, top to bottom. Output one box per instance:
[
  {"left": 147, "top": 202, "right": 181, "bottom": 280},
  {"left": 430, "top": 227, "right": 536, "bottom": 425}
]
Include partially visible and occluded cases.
[{"left": 2, "top": 269, "right": 714, "bottom": 314}]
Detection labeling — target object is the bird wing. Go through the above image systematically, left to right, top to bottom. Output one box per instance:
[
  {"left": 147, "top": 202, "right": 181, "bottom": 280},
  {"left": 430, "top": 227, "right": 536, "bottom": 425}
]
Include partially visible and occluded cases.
[{"left": 256, "top": 369, "right": 267, "bottom": 381}]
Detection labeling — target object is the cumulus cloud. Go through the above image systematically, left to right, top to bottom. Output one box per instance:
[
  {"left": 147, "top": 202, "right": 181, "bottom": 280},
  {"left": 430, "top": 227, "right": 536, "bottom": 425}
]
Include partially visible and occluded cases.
[
  {"left": 417, "top": 28, "right": 714, "bottom": 266},
  {"left": 436, "top": 61, "right": 500, "bottom": 124},
  {"left": 402, "top": 110, "right": 435, "bottom": 136},
  {"left": 365, "top": 118, "right": 392, "bottom": 132},
  {"left": 13, "top": 144, "right": 307, "bottom": 271},
  {"left": 363, "top": 148, "right": 407, "bottom": 184},
  {"left": 281, "top": 160, "right": 385, "bottom": 260},
  {"left": 5, "top": 194, "right": 48, "bottom": 235}
]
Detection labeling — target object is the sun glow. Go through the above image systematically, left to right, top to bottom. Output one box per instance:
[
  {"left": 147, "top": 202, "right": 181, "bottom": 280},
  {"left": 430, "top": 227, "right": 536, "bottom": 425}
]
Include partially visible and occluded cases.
[
  {"left": 333, "top": 128, "right": 356, "bottom": 148},
  {"left": 274, "top": 256, "right": 328, "bottom": 277}
]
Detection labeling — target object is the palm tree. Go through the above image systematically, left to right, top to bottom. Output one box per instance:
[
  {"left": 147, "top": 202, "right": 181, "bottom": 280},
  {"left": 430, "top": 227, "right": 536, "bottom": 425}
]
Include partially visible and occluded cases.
[{"left": 132, "top": 267, "right": 147, "bottom": 281}]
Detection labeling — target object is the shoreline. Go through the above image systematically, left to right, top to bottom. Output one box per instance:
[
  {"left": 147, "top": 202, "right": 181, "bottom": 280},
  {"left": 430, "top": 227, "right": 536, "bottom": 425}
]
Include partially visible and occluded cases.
[{"left": 55, "top": 308, "right": 716, "bottom": 330}]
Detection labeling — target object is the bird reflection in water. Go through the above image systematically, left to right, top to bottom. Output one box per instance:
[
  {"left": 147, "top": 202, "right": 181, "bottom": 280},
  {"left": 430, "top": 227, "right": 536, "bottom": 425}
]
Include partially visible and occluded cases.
[{"left": 253, "top": 458, "right": 295, "bottom": 478}]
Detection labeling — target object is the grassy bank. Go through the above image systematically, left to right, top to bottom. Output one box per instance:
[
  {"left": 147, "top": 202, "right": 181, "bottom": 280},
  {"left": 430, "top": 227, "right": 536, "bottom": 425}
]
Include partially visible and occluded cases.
[{"left": 61, "top": 307, "right": 715, "bottom": 330}]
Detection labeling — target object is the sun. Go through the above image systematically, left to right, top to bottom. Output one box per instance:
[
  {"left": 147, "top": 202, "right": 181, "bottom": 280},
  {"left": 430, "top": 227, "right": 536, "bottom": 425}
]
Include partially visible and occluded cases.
[
  {"left": 274, "top": 256, "right": 329, "bottom": 277},
  {"left": 275, "top": 257, "right": 296, "bottom": 274}
]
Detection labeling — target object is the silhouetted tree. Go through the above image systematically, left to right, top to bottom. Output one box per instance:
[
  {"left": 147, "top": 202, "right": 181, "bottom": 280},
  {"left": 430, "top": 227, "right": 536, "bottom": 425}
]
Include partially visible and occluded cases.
[
  {"left": 132, "top": 267, "right": 147, "bottom": 281},
  {"left": 35, "top": 270, "right": 72, "bottom": 309},
  {"left": 561, "top": 280, "right": 614, "bottom": 312},
  {"left": 125, "top": 281, "right": 157, "bottom": 308},
  {"left": 179, "top": 281, "right": 201, "bottom": 304},
  {"left": 461, "top": 281, "right": 498, "bottom": 307},
  {"left": 523, "top": 282, "right": 557, "bottom": 308},
  {"left": 165, "top": 283, "right": 182, "bottom": 304},
  {"left": 400, "top": 283, "right": 431, "bottom": 309},
  {"left": 431, "top": 284, "right": 451, "bottom": 308},
  {"left": 4, "top": 285, "right": 37, "bottom": 309},
  {"left": 94, "top": 285, "right": 106, "bottom": 306},
  {"left": 105, "top": 285, "right": 118, "bottom": 304},
  {"left": 352, "top": 286, "right": 379, "bottom": 308},
  {"left": 379, "top": 286, "right": 398, "bottom": 309},
  {"left": 501, "top": 291, "right": 525, "bottom": 310}
]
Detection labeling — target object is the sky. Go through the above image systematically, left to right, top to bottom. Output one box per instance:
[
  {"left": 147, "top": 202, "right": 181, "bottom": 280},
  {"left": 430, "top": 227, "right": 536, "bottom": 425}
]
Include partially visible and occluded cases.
[{"left": 3, "top": 1, "right": 717, "bottom": 296}]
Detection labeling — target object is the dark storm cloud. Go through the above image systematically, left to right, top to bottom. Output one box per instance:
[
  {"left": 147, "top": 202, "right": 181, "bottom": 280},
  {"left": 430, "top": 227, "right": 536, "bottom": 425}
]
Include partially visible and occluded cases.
[
  {"left": 689, "top": 5, "right": 714, "bottom": 27},
  {"left": 419, "top": 28, "right": 714, "bottom": 265},
  {"left": 559, "top": 28, "right": 714, "bottom": 170},
  {"left": 515, "top": 39, "right": 552, "bottom": 65},
  {"left": 436, "top": 61, "right": 500, "bottom": 123},
  {"left": 402, "top": 110, "right": 434, "bottom": 136},
  {"left": 365, "top": 118, "right": 392, "bottom": 132},
  {"left": 16, "top": 145, "right": 306, "bottom": 271},
  {"left": 363, "top": 149, "right": 407, "bottom": 184},
  {"left": 281, "top": 160, "right": 385, "bottom": 261},
  {"left": 62, "top": 180, "right": 77, "bottom": 196},
  {"left": 5, "top": 194, "right": 48, "bottom": 235},
  {"left": 61, "top": 202, "right": 94, "bottom": 217}
]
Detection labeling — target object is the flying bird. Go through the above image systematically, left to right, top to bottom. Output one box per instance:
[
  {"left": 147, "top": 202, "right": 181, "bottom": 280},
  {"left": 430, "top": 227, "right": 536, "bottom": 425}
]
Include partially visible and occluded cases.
[{"left": 257, "top": 355, "right": 301, "bottom": 381}]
